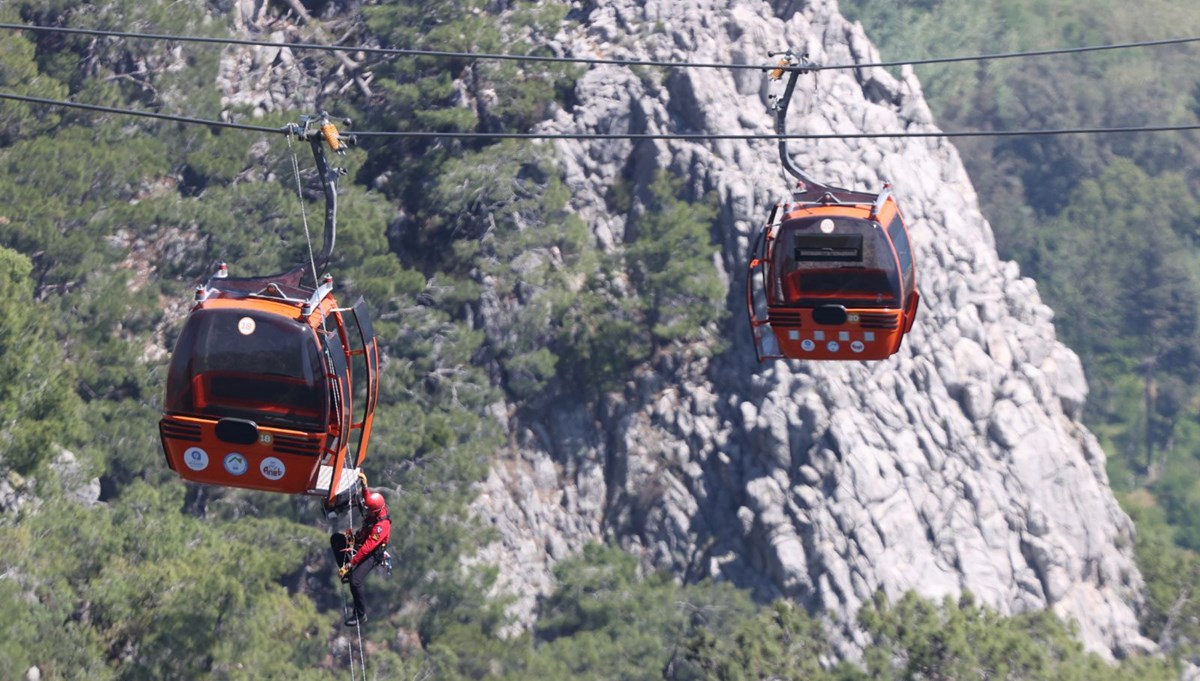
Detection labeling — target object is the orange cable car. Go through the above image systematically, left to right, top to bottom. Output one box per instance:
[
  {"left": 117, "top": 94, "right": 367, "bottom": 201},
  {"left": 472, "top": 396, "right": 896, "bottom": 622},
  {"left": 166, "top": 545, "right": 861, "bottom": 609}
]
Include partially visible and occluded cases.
[
  {"left": 747, "top": 53, "right": 920, "bottom": 361},
  {"left": 159, "top": 116, "right": 380, "bottom": 506}
]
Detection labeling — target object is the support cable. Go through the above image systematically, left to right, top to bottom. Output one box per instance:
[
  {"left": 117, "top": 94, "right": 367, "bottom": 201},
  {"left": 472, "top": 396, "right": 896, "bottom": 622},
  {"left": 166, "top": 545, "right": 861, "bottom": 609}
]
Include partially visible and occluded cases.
[
  {"left": 1, "top": 21, "right": 1197, "bottom": 73},
  {"left": 2, "top": 89, "right": 1199, "bottom": 140},
  {"left": 286, "top": 131, "right": 320, "bottom": 287}
]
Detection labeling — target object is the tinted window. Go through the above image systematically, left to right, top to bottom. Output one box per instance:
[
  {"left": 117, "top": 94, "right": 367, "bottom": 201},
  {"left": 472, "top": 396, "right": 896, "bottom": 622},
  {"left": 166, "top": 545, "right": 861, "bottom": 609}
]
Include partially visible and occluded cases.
[
  {"left": 773, "top": 215, "right": 901, "bottom": 307},
  {"left": 165, "top": 308, "right": 327, "bottom": 431}
]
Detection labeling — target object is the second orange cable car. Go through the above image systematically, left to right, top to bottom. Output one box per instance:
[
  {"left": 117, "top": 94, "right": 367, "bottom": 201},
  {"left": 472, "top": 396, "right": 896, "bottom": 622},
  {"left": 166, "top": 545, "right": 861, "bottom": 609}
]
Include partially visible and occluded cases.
[
  {"left": 747, "top": 53, "right": 920, "bottom": 361},
  {"left": 159, "top": 115, "right": 379, "bottom": 507}
]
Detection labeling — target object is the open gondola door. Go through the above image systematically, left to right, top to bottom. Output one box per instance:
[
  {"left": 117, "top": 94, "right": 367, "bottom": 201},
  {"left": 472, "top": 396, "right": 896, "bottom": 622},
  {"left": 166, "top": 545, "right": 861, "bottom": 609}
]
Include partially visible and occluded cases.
[
  {"left": 746, "top": 53, "right": 920, "bottom": 361},
  {"left": 344, "top": 296, "right": 380, "bottom": 470}
]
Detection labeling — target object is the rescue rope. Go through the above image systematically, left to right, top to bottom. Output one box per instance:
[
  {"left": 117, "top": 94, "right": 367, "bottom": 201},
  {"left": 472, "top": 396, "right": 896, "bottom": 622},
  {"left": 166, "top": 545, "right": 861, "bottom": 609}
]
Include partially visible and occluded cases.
[
  {"left": 286, "top": 131, "right": 321, "bottom": 288},
  {"left": 346, "top": 488, "right": 368, "bottom": 681},
  {"left": 335, "top": 569, "right": 360, "bottom": 681},
  {"left": 353, "top": 604, "right": 367, "bottom": 681}
]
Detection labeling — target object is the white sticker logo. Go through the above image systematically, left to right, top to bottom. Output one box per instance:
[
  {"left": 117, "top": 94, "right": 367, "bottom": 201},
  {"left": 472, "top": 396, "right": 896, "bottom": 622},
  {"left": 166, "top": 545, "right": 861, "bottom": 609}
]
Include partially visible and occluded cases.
[
  {"left": 237, "top": 317, "right": 256, "bottom": 335},
  {"left": 800, "top": 339, "right": 816, "bottom": 352},
  {"left": 851, "top": 340, "right": 865, "bottom": 353},
  {"left": 826, "top": 341, "right": 841, "bottom": 353},
  {"left": 183, "top": 447, "right": 209, "bottom": 471},
  {"left": 224, "top": 453, "right": 248, "bottom": 476},
  {"left": 260, "top": 457, "right": 286, "bottom": 481}
]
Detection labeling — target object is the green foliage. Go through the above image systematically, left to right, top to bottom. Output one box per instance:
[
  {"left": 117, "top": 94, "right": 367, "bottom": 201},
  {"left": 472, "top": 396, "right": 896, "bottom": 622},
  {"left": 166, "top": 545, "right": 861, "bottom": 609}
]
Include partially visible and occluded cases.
[
  {"left": 5, "top": 0, "right": 1184, "bottom": 676},
  {"left": 17, "top": 0, "right": 222, "bottom": 113},
  {"left": 357, "top": 0, "right": 577, "bottom": 220},
  {"left": 0, "top": 1, "right": 512, "bottom": 673},
  {"left": 0, "top": 8, "right": 68, "bottom": 144},
  {"left": 549, "top": 169, "right": 729, "bottom": 393},
  {"left": 627, "top": 171, "right": 727, "bottom": 347},
  {"left": 0, "top": 246, "right": 84, "bottom": 473},
  {"left": 557, "top": 271, "right": 651, "bottom": 392},
  {"left": 0, "top": 481, "right": 328, "bottom": 679},
  {"left": 1121, "top": 492, "right": 1200, "bottom": 671},
  {"left": 424, "top": 542, "right": 766, "bottom": 681},
  {"left": 418, "top": 544, "right": 1177, "bottom": 681},
  {"left": 858, "top": 590, "right": 1177, "bottom": 681},
  {"left": 682, "top": 600, "right": 845, "bottom": 681}
]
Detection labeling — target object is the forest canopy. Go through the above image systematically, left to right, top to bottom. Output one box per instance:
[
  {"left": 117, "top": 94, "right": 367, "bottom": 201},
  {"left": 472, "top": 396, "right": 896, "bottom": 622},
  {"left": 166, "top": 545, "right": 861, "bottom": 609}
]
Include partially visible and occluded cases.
[{"left": 0, "top": 0, "right": 1196, "bottom": 676}]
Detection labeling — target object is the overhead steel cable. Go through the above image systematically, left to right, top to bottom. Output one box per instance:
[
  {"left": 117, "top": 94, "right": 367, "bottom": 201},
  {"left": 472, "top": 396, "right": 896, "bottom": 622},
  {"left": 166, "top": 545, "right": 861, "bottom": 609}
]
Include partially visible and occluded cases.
[
  {"left": 0, "top": 21, "right": 757, "bottom": 70},
  {"left": 1, "top": 21, "right": 1199, "bottom": 73},
  {"left": 844, "top": 35, "right": 1200, "bottom": 70},
  {"left": 3, "top": 89, "right": 1199, "bottom": 140},
  {"left": 0, "top": 91, "right": 280, "bottom": 133},
  {"left": 355, "top": 123, "right": 1200, "bottom": 139}
]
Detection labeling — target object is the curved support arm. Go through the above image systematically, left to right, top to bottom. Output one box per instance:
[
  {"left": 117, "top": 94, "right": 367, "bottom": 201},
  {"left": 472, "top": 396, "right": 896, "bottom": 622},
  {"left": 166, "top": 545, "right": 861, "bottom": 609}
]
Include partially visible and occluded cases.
[
  {"left": 767, "top": 52, "right": 820, "bottom": 188},
  {"left": 286, "top": 114, "right": 354, "bottom": 277},
  {"left": 309, "top": 133, "right": 338, "bottom": 273}
]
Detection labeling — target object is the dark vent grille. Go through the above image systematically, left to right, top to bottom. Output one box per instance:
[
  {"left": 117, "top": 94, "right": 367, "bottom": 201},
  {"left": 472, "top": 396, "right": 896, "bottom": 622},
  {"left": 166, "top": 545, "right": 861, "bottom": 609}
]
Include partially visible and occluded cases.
[
  {"left": 768, "top": 309, "right": 804, "bottom": 327},
  {"left": 856, "top": 312, "right": 899, "bottom": 329},
  {"left": 160, "top": 420, "right": 202, "bottom": 442},
  {"left": 273, "top": 433, "right": 322, "bottom": 457}
]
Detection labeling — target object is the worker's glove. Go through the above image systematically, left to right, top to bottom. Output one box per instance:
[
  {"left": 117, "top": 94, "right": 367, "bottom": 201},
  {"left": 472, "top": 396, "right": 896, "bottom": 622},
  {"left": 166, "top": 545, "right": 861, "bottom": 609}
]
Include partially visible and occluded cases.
[
  {"left": 358, "top": 471, "right": 369, "bottom": 488},
  {"left": 338, "top": 565, "right": 351, "bottom": 582}
]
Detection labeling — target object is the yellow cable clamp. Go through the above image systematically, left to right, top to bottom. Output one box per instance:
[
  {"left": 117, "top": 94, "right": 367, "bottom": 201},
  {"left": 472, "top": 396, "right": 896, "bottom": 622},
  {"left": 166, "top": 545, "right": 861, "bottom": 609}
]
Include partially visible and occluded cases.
[
  {"left": 769, "top": 54, "right": 800, "bottom": 81},
  {"left": 320, "top": 120, "right": 341, "bottom": 151}
]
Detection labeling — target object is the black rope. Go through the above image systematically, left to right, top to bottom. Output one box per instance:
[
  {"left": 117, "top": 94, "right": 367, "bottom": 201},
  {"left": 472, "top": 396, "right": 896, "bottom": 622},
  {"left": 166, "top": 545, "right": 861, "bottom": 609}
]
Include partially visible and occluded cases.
[
  {"left": 1, "top": 22, "right": 1198, "bottom": 73},
  {"left": 845, "top": 35, "right": 1200, "bottom": 71},
  {"left": 4, "top": 89, "right": 1198, "bottom": 140},
  {"left": 0, "top": 91, "right": 281, "bottom": 133},
  {"left": 312, "top": 123, "right": 1200, "bottom": 140}
]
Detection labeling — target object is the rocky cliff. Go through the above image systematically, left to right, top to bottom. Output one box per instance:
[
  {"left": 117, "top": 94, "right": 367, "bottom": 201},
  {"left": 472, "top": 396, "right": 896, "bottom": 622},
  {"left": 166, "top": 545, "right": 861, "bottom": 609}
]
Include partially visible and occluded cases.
[
  {"left": 214, "top": 0, "right": 1152, "bottom": 660},
  {"left": 468, "top": 0, "right": 1153, "bottom": 659}
]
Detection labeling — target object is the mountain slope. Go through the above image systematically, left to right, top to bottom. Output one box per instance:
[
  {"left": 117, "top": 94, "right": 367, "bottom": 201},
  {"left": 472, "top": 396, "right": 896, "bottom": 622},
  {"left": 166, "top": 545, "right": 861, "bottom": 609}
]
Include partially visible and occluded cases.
[{"left": 468, "top": 0, "right": 1151, "bottom": 658}]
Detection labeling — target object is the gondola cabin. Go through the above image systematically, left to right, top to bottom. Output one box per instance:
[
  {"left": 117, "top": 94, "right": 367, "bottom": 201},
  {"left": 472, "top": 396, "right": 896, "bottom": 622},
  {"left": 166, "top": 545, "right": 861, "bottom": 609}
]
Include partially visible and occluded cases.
[
  {"left": 746, "top": 184, "right": 919, "bottom": 361},
  {"left": 159, "top": 263, "right": 379, "bottom": 504}
]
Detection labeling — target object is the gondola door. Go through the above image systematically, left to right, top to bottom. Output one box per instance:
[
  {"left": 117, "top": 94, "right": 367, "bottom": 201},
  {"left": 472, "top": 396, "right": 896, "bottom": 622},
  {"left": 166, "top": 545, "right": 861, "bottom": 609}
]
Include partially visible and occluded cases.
[
  {"left": 747, "top": 205, "right": 784, "bottom": 361},
  {"left": 345, "top": 297, "right": 380, "bottom": 468}
]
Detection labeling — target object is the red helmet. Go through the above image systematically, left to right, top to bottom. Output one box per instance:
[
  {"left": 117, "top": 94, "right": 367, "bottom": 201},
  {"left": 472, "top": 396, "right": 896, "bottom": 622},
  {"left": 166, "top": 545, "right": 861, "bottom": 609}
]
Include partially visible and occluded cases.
[{"left": 363, "top": 491, "right": 387, "bottom": 516}]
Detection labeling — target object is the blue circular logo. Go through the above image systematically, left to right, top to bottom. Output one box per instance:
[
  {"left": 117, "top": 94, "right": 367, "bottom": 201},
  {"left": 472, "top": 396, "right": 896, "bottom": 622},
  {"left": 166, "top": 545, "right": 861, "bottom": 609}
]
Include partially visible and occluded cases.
[
  {"left": 183, "top": 447, "right": 209, "bottom": 471},
  {"left": 224, "top": 453, "right": 248, "bottom": 476}
]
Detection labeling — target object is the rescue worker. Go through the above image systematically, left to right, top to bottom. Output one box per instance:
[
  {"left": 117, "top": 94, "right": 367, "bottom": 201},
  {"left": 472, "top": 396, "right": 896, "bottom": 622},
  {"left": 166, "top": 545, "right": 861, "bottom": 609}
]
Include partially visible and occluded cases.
[{"left": 332, "top": 484, "right": 391, "bottom": 627}]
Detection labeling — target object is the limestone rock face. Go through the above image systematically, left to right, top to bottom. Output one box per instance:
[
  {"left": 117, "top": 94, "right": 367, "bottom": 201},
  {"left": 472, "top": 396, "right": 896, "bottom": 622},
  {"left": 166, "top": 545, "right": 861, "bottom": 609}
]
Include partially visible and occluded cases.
[
  {"left": 212, "top": 0, "right": 1152, "bottom": 659},
  {"left": 471, "top": 0, "right": 1152, "bottom": 658}
]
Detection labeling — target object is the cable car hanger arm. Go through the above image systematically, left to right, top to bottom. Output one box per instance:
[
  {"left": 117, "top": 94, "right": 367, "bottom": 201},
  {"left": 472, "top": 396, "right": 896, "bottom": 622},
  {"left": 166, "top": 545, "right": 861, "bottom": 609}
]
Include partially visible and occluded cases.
[
  {"left": 767, "top": 51, "right": 822, "bottom": 190},
  {"left": 283, "top": 114, "right": 356, "bottom": 275}
]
